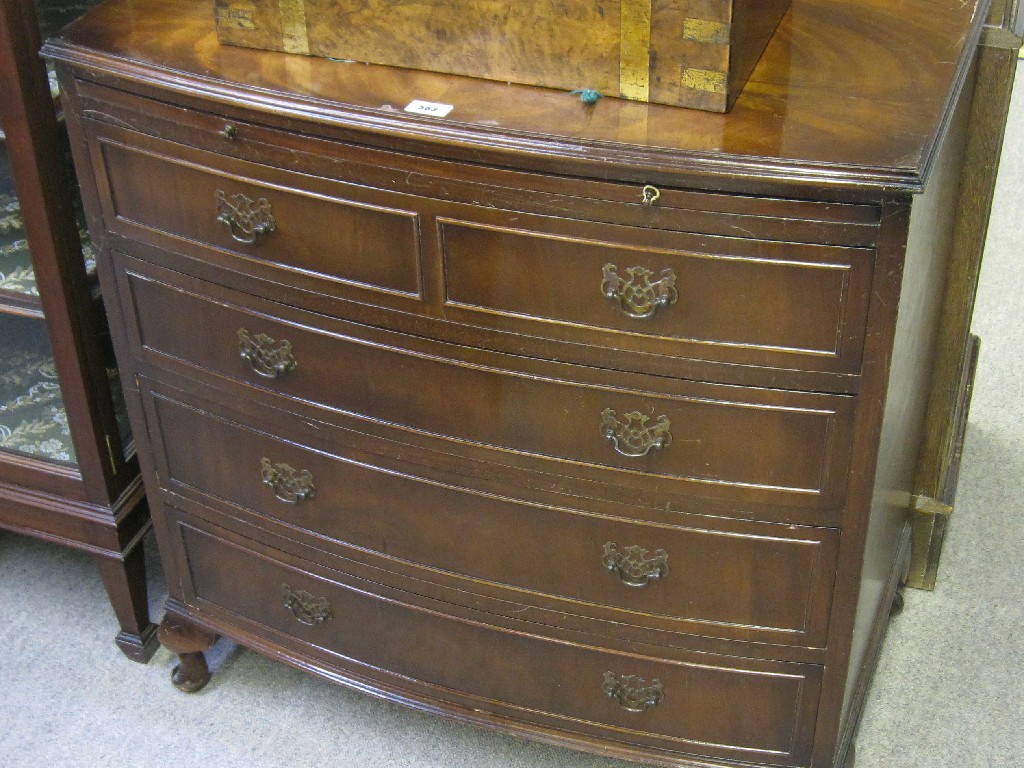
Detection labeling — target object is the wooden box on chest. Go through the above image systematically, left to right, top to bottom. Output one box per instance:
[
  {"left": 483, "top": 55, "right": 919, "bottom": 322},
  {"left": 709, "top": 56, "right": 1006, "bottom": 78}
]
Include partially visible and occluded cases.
[
  {"left": 46, "top": 0, "right": 989, "bottom": 765},
  {"left": 213, "top": 0, "right": 791, "bottom": 112}
]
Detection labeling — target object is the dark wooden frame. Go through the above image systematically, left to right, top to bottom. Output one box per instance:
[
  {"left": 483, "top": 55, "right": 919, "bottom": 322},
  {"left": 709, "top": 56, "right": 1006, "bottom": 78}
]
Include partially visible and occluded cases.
[{"left": 0, "top": 0, "right": 156, "bottom": 661}]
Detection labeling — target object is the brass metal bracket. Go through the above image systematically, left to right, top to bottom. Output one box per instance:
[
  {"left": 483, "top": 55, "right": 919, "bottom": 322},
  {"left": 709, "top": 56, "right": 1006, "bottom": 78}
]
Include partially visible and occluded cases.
[
  {"left": 981, "top": 26, "right": 1023, "bottom": 50},
  {"left": 906, "top": 494, "right": 954, "bottom": 590}
]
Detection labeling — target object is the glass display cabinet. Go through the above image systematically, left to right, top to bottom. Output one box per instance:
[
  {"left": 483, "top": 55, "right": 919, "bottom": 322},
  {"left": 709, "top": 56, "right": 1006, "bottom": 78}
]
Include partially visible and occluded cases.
[{"left": 0, "top": 0, "right": 156, "bottom": 661}]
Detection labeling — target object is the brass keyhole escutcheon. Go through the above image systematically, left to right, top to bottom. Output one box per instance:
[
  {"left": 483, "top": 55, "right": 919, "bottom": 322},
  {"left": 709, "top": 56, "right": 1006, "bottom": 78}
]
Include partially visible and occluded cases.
[{"left": 641, "top": 184, "right": 661, "bottom": 206}]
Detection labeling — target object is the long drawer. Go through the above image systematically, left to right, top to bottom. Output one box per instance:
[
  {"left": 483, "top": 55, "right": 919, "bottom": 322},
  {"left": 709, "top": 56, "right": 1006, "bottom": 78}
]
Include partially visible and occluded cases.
[
  {"left": 82, "top": 95, "right": 877, "bottom": 386},
  {"left": 114, "top": 254, "right": 857, "bottom": 524},
  {"left": 141, "top": 377, "right": 840, "bottom": 649},
  {"left": 173, "top": 513, "right": 824, "bottom": 767}
]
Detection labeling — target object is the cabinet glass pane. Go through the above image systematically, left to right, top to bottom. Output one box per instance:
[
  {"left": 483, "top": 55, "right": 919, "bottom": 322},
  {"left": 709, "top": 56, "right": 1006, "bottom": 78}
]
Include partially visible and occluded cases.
[
  {"left": 0, "top": 0, "right": 128, "bottom": 469},
  {"left": 0, "top": 143, "right": 96, "bottom": 308},
  {"left": 0, "top": 149, "right": 36, "bottom": 302},
  {"left": 0, "top": 314, "right": 77, "bottom": 466}
]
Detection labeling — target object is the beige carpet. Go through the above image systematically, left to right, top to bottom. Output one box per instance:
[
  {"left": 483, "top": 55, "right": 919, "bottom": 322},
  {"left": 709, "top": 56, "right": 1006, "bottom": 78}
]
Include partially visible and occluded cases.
[{"left": 2, "top": 71, "right": 1024, "bottom": 768}]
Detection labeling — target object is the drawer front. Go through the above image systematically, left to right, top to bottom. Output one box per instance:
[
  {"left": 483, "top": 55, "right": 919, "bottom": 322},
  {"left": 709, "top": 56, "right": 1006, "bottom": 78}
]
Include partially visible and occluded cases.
[
  {"left": 83, "top": 101, "right": 876, "bottom": 384},
  {"left": 93, "top": 133, "right": 424, "bottom": 298},
  {"left": 439, "top": 214, "right": 873, "bottom": 374},
  {"left": 117, "top": 256, "right": 856, "bottom": 520},
  {"left": 143, "top": 381, "right": 839, "bottom": 648},
  {"left": 175, "top": 515, "right": 823, "bottom": 766}
]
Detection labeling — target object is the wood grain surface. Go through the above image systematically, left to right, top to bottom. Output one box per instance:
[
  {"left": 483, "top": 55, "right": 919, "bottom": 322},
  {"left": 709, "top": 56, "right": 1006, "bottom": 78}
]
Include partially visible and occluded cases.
[
  {"left": 45, "top": 0, "right": 987, "bottom": 194},
  {"left": 213, "top": 0, "right": 791, "bottom": 112}
]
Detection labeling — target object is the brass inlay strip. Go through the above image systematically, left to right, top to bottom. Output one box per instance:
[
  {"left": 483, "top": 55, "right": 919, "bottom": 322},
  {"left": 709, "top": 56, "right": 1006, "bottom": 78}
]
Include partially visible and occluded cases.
[
  {"left": 279, "top": 0, "right": 310, "bottom": 54},
  {"left": 619, "top": 0, "right": 652, "bottom": 101},
  {"left": 682, "top": 18, "right": 731, "bottom": 45},
  {"left": 681, "top": 67, "right": 727, "bottom": 94}
]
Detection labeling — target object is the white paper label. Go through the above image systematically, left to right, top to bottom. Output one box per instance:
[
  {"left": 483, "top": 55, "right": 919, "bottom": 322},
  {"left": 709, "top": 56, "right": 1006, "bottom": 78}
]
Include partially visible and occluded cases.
[{"left": 404, "top": 100, "right": 454, "bottom": 118}]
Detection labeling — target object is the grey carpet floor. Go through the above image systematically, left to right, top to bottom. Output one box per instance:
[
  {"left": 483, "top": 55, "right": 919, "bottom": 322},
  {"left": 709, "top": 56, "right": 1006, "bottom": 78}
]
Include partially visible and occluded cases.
[{"left": 2, "top": 74, "right": 1024, "bottom": 768}]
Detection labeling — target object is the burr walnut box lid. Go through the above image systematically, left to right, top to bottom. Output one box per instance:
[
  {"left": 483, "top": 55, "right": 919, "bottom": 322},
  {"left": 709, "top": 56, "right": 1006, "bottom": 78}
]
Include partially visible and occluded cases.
[{"left": 212, "top": 0, "right": 792, "bottom": 112}]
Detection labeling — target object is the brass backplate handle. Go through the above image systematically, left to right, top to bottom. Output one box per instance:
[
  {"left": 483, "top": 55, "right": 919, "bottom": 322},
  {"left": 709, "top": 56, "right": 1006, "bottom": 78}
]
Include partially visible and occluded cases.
[
  {"left": 215, "top": 189, "right": 276, "bottom": 244},
  {"left": 601, "top": 263, "right": 678, "bottom": 319},
  {"left": 238, "top": 328, "right": 297, "bottom": 379},
  {"left": 601, "top": 408, "right": 672, "bottom": 457},
  {"left": 261, "top": 457, "right": 315, "bottom": 504},
  {"left": 602, "top": 542, "right": 669, "bottom": 587},
  {"left": 281, "top": 583, "right": 332, "bottom": 626},
  {"left": 602, "top": 671, "right": 665, "bottom": 713}
]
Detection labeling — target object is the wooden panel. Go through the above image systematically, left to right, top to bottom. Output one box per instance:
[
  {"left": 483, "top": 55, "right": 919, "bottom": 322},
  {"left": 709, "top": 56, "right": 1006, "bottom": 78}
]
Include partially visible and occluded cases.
[
  {"left": 94, "top": 135, "right": 423, "bottom": 297},
  {"left": 440, "top": 215, "right": 872, "bottom": 374},
  {"left": 117, "top": 258, "right": 857, "bottom": 517},
  {"left": 143, "top": 382, "right": 840, "bottom": 648},
  {"left": 176, "top": 515, "right": 823, "bottom": 765}
]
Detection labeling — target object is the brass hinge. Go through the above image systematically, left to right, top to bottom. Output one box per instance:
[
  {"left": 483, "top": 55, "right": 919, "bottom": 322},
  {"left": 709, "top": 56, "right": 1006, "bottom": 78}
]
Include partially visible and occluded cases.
[{"left": 906, "top": 495, "right": 954, "bottom": 591}]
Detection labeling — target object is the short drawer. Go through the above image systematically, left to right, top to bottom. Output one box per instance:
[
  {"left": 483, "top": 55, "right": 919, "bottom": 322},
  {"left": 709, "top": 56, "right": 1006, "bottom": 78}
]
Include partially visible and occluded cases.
[
  {"left": 91, "top": 129, "right": 424, "bottom": 298},
  {"left": 439, "top": 213, "right": 873, "bottom": 375},
  {"left": 117, "top": 256, "right": 856, "bottom": 522},
  {"left": 143, "top": 380, "right": 840, "bottom": 648},
  {"left": 175, "top": 516, "right": 823, "bottom": 766}
]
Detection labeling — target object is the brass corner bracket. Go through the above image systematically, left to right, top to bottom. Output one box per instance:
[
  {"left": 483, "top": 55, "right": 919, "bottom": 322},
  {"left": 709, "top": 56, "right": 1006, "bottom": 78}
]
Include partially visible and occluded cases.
[{"left": 906, "top": 494, "right": 954, "bottom": 591}]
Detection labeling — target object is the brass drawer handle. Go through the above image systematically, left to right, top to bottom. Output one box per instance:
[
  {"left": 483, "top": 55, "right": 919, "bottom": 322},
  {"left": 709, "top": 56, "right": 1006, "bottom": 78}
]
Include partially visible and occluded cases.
[
  {"left": 641, "top": 184, "right": 661, "bottom": 206},
  {"left": 215, "top": 189, "right": 276, "bottom": 244},
  {"left": 601, "top": 263, "right": 678, "bottom": 319},
  {"left": 238, "top": 328, "right": 297, "bottom": 379},
  {"left": 601, "top": 408, "right": 672, "bottom": 457},
  {"left": 261, "top": 457, "right": 315, "bottom": 504},
  {"left": 602, "top": 542, "right": 669, "bottom": 587},
  {"left": 282, "top": 583, "right": 332, "bottom": 626},
  {"left": 602, "top": 671, "right": 665, "bottom": 713}
]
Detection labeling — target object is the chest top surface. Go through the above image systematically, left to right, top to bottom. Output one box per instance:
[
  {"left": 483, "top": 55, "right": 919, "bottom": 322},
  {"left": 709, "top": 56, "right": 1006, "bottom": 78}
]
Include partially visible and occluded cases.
[{"left": 46, "top": 0, "right": 986, "bottom": 194}]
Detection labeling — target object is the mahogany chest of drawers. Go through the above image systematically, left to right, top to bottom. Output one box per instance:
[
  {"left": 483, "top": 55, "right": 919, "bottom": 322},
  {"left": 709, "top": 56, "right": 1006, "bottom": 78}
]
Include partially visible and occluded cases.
[{"left": 45, "top": 0, "right": 989, "bottom": 765}]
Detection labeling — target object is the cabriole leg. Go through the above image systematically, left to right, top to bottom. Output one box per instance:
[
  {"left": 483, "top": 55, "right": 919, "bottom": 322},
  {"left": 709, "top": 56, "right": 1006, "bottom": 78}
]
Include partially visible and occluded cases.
[{"left": 158, "top": 613, "right": 217, "bottom": 692}]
